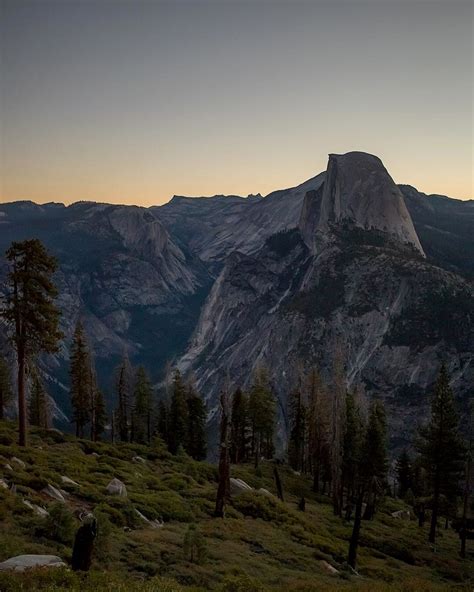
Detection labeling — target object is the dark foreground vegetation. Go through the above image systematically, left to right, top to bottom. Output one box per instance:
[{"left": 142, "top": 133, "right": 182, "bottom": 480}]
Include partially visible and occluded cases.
[{"left": 0, "top": 420, "right": 473, "bottom": 592}]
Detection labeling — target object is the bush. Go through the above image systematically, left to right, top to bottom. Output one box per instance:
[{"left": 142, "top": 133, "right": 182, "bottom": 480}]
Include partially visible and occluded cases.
[
  {"left": 232, "top": 491, "right": 296, "bottom": 524},
  {"left": 38, "top": 502, "right": 76, "bottom": 544},
  {"left": 183, "top": 524, "right": 207, "bottom": 564},
  {"left": 219, "top": 575, "right": 267, "bottom": 592}
]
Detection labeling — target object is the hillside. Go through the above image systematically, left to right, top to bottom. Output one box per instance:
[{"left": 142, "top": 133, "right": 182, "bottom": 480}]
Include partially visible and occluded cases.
[{"left": 0, "top": 421, "right": 472, "bottom": 592}]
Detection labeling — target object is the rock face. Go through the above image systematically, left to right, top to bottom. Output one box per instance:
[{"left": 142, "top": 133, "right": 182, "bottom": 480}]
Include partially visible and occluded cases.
[
  {"left": 0, "top": 151, "right": 472, "bottom": 452},
  {"left": 304, "top": 152, "right": 423, "bottom": 255},
  {"left": 178, "top": 153, "right": 473, "bottom": 452},
  {"left": 0, "top": 202, "right": 212, "bottom": 422}
]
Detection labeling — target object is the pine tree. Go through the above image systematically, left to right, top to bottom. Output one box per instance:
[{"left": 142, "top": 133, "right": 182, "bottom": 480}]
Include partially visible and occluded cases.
[
  {"left": 2, "top": 239, "right": 62, "bottom": 446},
  {"left": 69, "top": 321, "right": 91, "bottom": 438},
  {"left": 330, "top": 349, "right": 346, "bottom": 515},
  {"left": 0, "top": 355, "right": 13, "bottom": 420},
  {"left": 115, "top": 356, "right": 131, "bottom": 442},
  {"left": 417, "top": 364, "right": 465, "bottom": 544},
  {"left": 131, "top": 366, "right": 153, "bottom": 444},
  {"left": 248, "top": 367, "right": 275, "bottom": 468},
  {"left": 306, "top": 367, "right": 328, "bottom": 493},
  {"left": 29, "top": 368, "right": 49, "bottom": 429},
  {"left": 168, "top": 369, "right": 188, "bottom": 454},
  {"left": 288, "top": 381, "right": 307, "bottom": 472},
  {"left": 185, "top": 384, "right": 207, "bottom": 460},
  {"left": 90, "top": 385, "right": 107, "bottom": 442},
  {"left": 230, "top": 388, "right": 248, "bottom": 464},
  {"left": 342, "top": 390, "right": 364, "bottom": 503},
  {"left": 215, "top": 391, "right": 230, "bottom": 518},
  {"left": 156, "top": 399, "right": 169, "bottom": 445},
  {"left": 362, "top": 400, "right": 388, "bottom": 520},
  {"left": 396, "top": 450, "right": 413, "bottom": 498}
]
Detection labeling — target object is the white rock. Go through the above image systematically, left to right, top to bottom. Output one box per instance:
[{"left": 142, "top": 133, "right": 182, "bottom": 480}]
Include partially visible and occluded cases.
[
  {"left": 132, "top": 455, "right": 146, "bottom": 464},
  {"left": 11, "top": 457, "right": 25, "bottom": 469},
  {"left": 3, "top": 463, "right": 13, "bottom": 471},
  {"left": 61, "top": 476, "right": 79, "bottom": 487},
  {"left": 106, "top": 478, "right": 127, "bottom": 497},
  {"left": 230, "top": 478, "right": 253, "bottom": 496},
  {"left": 0, "top": 479, "right": 8, "bottom": 489},
  {"left": 42, "top": 484, "right": 65, "bottom": 503},
  {"left": 257, "top": 488, "right": 274, "bottom": 497},
  {"left": 23, "top": 500, "right": 49, "bottom": 517},
  {"left": 135, "top": 509, "right": 164, "bottom": 529},
  {"left": 391, "top": 509, "right": 411, "bottom": 520},
  {"left": 0, "top": 555, "right": 66, "bottom": 572},
  {"left": 319, "top": 560, "right": 339, "bottom": 575}
]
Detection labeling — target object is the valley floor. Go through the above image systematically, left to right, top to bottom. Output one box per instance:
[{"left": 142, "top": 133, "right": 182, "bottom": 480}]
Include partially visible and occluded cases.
[{"left": 0, "top": 421, "right": 472, "bottom": 591}]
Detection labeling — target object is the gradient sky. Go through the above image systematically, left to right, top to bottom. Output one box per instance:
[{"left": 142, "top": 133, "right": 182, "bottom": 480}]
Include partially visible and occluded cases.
[{"left": 0, "top": 0, "right": 472, "bottom": 206}]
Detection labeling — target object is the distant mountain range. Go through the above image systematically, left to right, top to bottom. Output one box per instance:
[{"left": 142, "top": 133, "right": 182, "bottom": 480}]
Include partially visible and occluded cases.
[{"left": 1, "top": 152, "right": 472, "bottom": 451}]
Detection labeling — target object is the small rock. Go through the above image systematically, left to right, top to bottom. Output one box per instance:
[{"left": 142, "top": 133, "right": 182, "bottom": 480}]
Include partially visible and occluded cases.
[
  {"left": 91, "top": 452, "right": 100, "bottom": 457},
  {"left": 132, "top": 456, "right": 146, "bottom": 464},
  {"left": 11, "top": 457, "right": 25, "bottom": 469},
  {"left": 3, "top": 464, "right": 13, "bottom": 471},
  {"left": 61, "top": 476, "right": 79, "bottom": 487},
  {"left": 106, "top": 478, "right": 127, "bottom": 497},
  {"left": 230, "top": 478, "right": 253, "bottom": 496},
  {"left": 0, "top": 479, "right": 8, "bottom": 490},
  {"left": 42, "top": 484, "right": 65, "bottom": 503},
  {"left": 257, "top": 488, "right": 274, "bottom": 497},
  {"left": 23, "top": 500, "right": 49, "bottom": 517},
  {"left": 135, "top": 509, "right": 163, "bottom": 529},
  {"left": 391, "top": 509, "right": 411, "bottom": 520},
  {"left": 0, "top": 555, "right": 66, "bottom": 572},
  {"left": 320, "top": 560, "right": 339, "bottom": 575}
]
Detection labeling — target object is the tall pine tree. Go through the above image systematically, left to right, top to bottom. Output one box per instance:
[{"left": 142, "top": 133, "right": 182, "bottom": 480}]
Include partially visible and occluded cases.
[
  {"left": 2, "top": 239, "right": 62, "bottom": 446},
  {"left": 69, "top": 321, "right": 91, "bottom": 438},
  {"left": 0, "top": 355, "right": 13, "bottom": 420},
  {"left": 115, "top": 356, "right": 132, "bottom": 442},
  {"left": 417, "top": 364, "right": 465, "bottom": 544},
  {"left": 131, "top": 366, "right": 153, "bottom": 444},
  {"left": 248, "top": 367, "right": 275, "bottom": 468},
  {"left": 29, "top": 368, "right": 49, "bottom": 429},
  {"left": 168, "top": 369, "right": 188, "bottom": 454},
  {"left": 288, "top": 381, "right": 307, "bottom": 472},
  {"left": 185, "top": 383, "right": 207, "bottom": 460},
  {"left": 230, "top": 388, "right": 248, "bottom": 464},
  {"left": 396, "top": 450, "right": 413, "bottom": 498}
]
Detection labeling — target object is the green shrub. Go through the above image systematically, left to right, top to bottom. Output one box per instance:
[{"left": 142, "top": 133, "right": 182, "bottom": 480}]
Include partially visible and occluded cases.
[
  {"left": 232, "top": 491, "right": 296, "bottom": 524},
  {"left": 38, "top": 502, "right": 76, "bottom": 544},
  {"left": 183, "top": 524, "right": 207, "bottom": 564},
  {"left": 219, "top": 575, "right": 267, "bottom": 592}
]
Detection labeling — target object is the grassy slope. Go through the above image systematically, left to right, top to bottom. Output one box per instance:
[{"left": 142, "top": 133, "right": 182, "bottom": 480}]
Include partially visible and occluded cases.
[{"left": 0, "top": 420, "right": 472, "bottom": 592}]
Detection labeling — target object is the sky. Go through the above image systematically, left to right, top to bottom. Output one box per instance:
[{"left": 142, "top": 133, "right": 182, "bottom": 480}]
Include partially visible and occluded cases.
[{"left": 0, "top": 0, "right": 472, "bottom": 206}]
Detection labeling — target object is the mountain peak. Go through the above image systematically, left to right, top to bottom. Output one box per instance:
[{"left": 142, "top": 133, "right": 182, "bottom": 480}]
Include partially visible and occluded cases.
[{"left": 302, "top": 151, "right": 424, "bottom": 255}]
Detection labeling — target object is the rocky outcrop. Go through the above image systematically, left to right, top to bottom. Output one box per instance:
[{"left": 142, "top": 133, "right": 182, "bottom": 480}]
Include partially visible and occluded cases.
[
  {"left": 0, "top": 152, "right": 471, "bottom": 452},
  {"left": 314, "top": 152, "right": 424, "bottom": 254},
  {"left": 178, "top": 154, "right": 472, "bottom": 452},
  {"left": 0, "top": 555, "right": 66, "bottom": 572}
]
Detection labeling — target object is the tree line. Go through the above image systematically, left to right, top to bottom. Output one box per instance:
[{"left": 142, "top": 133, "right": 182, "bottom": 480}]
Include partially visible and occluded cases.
[{"left": 0, "top": 238, "right": 472, "bottom": 567}]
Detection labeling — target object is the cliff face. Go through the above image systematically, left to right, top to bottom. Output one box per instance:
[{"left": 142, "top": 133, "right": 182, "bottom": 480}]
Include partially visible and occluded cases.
[
  {"left": 0, "top": 152, "right": 472, "bottom": 448},
  {"left": 178, "top": 153, "right": 472, "bottom": 451},
  {"left": 0, "top": 201, "right": 212, "bottom": 419}
]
